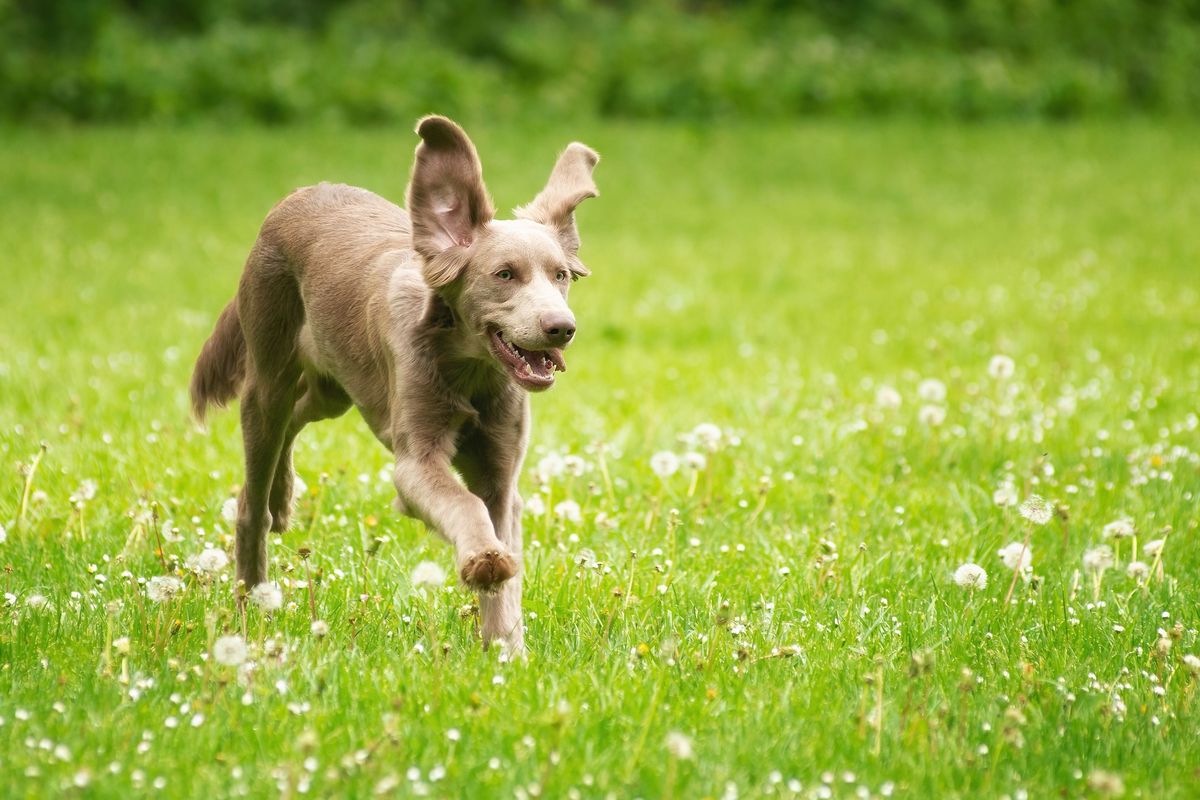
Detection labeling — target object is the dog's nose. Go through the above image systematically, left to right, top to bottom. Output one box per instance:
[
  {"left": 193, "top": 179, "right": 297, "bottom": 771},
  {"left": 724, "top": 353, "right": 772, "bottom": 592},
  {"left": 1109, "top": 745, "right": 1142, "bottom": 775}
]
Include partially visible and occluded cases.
[{"left": 541, "top": 314, "right": 576, "bottom": 344}]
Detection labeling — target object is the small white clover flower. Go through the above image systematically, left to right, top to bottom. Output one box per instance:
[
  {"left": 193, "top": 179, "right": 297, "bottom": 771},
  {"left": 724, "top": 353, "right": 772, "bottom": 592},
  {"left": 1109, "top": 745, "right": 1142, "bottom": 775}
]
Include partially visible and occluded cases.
[
  {"left": 987, "top": 355, "right": 1015, "bottom": 380},
  {"left": 917, "top": 378, "right": 946, "bottom": 403},
  {"left": 875, "top": 385, "right": 902, "bottom": 409},
  {"left": 917, "top": 405, "right": 946, "bottom": 427},
  {"left": 692, "top": 423, "right": 723, "bottom": 452},
  {"left": 650, "top": 451, "right": 680, "bottom": 478},
  {"left": 681, "top": 451, "right": 707, "bottom": 472},
  {"left": 992, "top": 481, "right": 1019, "bottom": 508},
  {"left": 1018, "top": 495, "right": 1053, "bottom": 526},
  {"left": 221, "top": 498, "right": 239, "bottom": 523},
  {"left": 554, "top": 499, "right": 582, "bottom": 523},
  {"left": 1102, "top": 518, "right": 1135, "bottom": 539},
  {"left": 997, "top": 542, "right": 1033, "bottom": 572},
  {"left": 1082, "top": 545, "right": 1114, "bottom": 574},
  {"left": 195, "top": 547, "right": 229, "bottom": 574},
  {"left": 411, "top": 560, "right": 447, "bottom": 589},
  {"left": 1125, "top": 561, "right": 1150, "bottom": 580},
  {"left": 953, "top": 563, "right": 988, "bottom": 591},
  {"left": 145, "top": 575, "right": 185, "bottom": 603},
  {"left": 249, "top": 582, "right": 283, "bottom": 611},
  {"left": 310, "top": 620, "right": 330, "bottom": 638},
  {"left": 212, "top": 635, "right": 248, "bottom": 667},
  {"left": 665, "top": 731, "right": 694, "bottom": 760}
]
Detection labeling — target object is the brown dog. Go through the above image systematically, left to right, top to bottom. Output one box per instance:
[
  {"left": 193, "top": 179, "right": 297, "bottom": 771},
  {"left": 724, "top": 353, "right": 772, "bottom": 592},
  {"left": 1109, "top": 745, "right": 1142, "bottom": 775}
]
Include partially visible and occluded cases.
[{"left": 189, "top": 116, "right": 599, "bottom": 653}]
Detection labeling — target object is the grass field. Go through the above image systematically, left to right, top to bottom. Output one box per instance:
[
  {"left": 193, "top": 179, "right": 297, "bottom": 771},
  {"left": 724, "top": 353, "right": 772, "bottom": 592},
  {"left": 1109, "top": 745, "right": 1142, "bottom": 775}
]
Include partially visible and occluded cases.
[{"left": 1, "top": 120, "right": 1199, "bottom": 798}]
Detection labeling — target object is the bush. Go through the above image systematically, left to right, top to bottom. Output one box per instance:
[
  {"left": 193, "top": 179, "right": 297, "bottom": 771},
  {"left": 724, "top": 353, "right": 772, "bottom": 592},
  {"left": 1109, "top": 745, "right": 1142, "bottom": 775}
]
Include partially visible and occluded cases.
[{"left": 2, "top": 0, "right": 1199, "bottom": 122}]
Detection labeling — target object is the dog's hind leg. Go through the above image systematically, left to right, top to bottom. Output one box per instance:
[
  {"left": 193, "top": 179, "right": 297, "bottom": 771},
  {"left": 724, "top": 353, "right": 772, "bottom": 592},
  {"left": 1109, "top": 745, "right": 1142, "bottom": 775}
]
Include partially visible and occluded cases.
[
  {"left": 233, "top": 242, "right": 304, "bottom": 592},
  {"left": 268, "top": 372, "right": 352, "bottom": 532}
]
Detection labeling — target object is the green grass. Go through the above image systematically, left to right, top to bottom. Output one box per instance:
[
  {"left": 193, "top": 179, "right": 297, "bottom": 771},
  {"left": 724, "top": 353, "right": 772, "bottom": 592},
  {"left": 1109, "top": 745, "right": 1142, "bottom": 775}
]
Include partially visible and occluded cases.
[{"left": 1, "top": 120, "right": 1199, "bottom": 798}]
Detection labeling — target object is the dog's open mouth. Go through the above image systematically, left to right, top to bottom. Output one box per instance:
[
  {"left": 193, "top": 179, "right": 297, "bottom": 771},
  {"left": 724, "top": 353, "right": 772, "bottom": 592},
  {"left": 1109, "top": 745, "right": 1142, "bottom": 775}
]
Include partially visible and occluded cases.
[{"left": 490, "top": 329, "right": 565, "bottom": 390}]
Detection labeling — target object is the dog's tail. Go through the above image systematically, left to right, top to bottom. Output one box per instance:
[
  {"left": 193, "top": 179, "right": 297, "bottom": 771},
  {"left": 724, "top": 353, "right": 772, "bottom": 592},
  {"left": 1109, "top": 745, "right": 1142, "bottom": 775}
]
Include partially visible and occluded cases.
[{"left": 189, "top": 299, "right": 246, "bottom": 424}]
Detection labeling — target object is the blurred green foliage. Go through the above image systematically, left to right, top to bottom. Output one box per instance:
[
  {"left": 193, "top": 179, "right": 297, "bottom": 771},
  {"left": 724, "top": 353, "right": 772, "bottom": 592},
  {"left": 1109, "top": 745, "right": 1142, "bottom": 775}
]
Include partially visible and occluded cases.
[{"left": 3, "top": 0, "right": 1200, "bottom": 122}]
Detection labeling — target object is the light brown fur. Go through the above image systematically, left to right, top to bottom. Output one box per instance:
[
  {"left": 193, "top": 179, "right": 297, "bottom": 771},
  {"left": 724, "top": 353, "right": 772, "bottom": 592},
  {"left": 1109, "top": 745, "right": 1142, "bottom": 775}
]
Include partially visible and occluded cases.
[{"left": 189, "top": 116, "right": 599, "bottom": 653}]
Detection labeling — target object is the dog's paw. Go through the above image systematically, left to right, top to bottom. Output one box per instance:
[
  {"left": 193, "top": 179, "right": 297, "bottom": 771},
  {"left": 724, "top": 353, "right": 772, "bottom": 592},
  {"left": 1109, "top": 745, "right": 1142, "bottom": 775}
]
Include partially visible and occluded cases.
[
  {"left": 269, "top": 510, "right": 291, "bottom": 533},
  {"left": 459, "top": 550, "right": 518, "bottom": 594}
]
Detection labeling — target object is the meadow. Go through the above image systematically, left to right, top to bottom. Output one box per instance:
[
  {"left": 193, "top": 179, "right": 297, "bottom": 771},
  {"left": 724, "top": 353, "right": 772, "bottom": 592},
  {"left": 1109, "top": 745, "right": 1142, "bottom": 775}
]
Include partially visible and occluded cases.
[{"left": 1, "top": 120, "right": 1199, "bottom": 798}]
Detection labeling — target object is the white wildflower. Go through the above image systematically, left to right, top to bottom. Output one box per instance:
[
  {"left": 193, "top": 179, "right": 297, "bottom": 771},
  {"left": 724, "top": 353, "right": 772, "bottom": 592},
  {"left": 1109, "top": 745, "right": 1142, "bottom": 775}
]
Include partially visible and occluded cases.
[
  {"left": 987, "top": 355, "right": 1015, "bottom": 380},
  {"left": 917, "top": 378, "right": 946, "bottom": 403},
  {"left": 875, "top": 385, "right": 902, "bottom": 409},
  {"left": 917, "top": 405, "right": 946, "bottom": 426},
  {"left": 692, "top": 423, "right": 723, "bottom": 452},
  {"left": 650, "top": 451, "right": 680, "bottom": 478},
  {"left": 681, "top": 451, "right": 707, "bottom": 472},
  {"left": 536, "top": 453, "right": 566, "bottom": 482},
  {"left": 562, "top": 455, "right": 588, "bottom": 476},
  {"left": 992, "top": 481, "right": 1019, "bottom": 508},
  {"left": 524, "top": 494, "right": 546, "bottom": 517},
  {"left": 1018, "top": 495, "right": 1053, "bottom": 526},
  {"left": 221, "top": 498, "right": 239, "bottom": 523},
  {"left": 554, "top": 499, "right": 582, "bottom": 523},
  {"left": 1102, "top": 519, "right": 1135, "bottom": 539},
  {"left": 1142, "top": 539, "right": 1165, "bottom": 557},
  {"left": 997, "top": 542, "right": 1033, "bottom": 572},
  {"left": 1082, "top": 545, "right": 1114, "bottom": 574},
  {"left": 195, "top": 548, "right": 229, "bottom": 574},
  {"left": 411, "top": 561, "right": 446, "bottom": 589},
  {"left": 1126, "top": 561, "right": 1150, "bottom": 580},
  {"left": 953, "top": 563, "right": 988, "bottom": 591},
  {"left": 145, "top": 575, "right": 185, "bottom": 603},
  {"left": 249, "top": 582, "right": 283, "bottom": 611},
  {"left": 310, "top": 620, "right": 330, "bottom": 638},
  {"left": 212, "top": 635, "right": 248, "bottom": 667},
  {"left": 113, "top": 637, "right": 131, "bottom": 654},
  {"left": 665, "top": 731, "right": 694, "bottom": 760}
]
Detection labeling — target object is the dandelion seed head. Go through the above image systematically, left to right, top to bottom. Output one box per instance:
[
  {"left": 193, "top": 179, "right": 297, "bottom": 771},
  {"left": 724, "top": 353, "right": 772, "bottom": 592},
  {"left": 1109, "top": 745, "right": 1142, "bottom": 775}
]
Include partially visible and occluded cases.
[
  {"left": 988, "top": 355, "right": 1016, "bottom": 380},
  {"left": 917, "top": 378, "right": 947, "bottom": 403},
  {"left": 875, "top": 385, "right": 902, "bottom": 409},
  {"left": 917, "top": 405, "right": 946, "bottom": 426},
  {"left": 650, "top": 451, "right": 680, "bottom": 478},
  {"left": 1018, "top": 495, "right": 1053, "bottom": 526},
  {"left": 221, "top": 498, "right": 239, "bottom": 523},
  {"left": 553, "top": 499, "right": 582, "bottom": 523},
  {"left": 1102, "top": 518, "right": 1135, "bottom": 539},
  {"left": 997, "top": 542, "right": 1033, "bottom": 572},
  {"left": 1082, "top": 545, "right": 1114, "bottom": 574},
  {"left": 195, "top": 548, "right": 229, "bottom": 574},
  {"left": 411, "top": 561, "right": 446, "bottom": 589},
  {"left": 953, "top": 563, "right": 988, "bottom": 591},
  {"left": 145, "top": 575, "right": 184, "bottom": 603},
  {"left": 249, "top": 582, "right": 283, "bottom": 611},
  {"left": 310, "top": 620, "right": 330, "bottom": 638},
  {"left": 212, "top": 635, "right": 248, "bottom": 667},
  {"left": 665, "top": 731, "right": 694, "bottom": 760}
]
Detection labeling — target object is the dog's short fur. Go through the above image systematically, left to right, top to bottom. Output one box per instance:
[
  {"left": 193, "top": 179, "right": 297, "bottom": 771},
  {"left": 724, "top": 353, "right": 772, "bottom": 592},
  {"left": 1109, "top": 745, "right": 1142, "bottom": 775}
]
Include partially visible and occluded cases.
[{"left": 190, "top": 116, "right": 598, "bottom": 653}]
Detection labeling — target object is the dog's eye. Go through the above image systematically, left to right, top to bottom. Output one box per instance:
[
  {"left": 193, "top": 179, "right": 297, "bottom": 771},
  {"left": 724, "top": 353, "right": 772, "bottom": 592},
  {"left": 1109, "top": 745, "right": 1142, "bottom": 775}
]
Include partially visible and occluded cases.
[
  {"left": 496, "top": 269, "right": 513, "bottom": 281},
  {"left": 555, "top": 270, "right": 568, "bottom": 283}
]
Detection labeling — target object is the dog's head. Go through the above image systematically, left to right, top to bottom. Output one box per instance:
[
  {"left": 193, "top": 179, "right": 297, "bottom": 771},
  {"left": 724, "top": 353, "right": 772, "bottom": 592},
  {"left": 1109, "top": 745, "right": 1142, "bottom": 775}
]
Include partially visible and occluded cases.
[{"left": 406, "top": 116, "right": 598, "bottom": 392}]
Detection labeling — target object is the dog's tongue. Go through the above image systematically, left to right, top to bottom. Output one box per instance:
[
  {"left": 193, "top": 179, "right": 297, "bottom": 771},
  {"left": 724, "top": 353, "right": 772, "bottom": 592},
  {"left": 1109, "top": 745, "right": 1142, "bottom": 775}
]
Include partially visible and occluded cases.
[{"left": 546, "top": 348, "right": 566, "bottom": 373}]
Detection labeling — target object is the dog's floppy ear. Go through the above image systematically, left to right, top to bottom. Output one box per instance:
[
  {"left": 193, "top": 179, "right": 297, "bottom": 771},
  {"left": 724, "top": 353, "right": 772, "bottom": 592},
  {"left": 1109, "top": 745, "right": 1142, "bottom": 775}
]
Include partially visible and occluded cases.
[
  {"left": 406, "top": 115, "right": 495, "bottom": 287},
  {"left": 515, "top": 142, "right": 599, "bottom": 274}
]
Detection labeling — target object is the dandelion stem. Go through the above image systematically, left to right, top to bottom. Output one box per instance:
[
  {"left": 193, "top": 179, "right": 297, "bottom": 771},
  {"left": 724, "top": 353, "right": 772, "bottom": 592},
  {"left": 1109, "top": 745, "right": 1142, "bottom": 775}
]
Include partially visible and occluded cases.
[
  {"left": 16, "top": 442, "right": 46, "bottom": 529},
  {"left": 150, "top": 503, "right": 169, "bottom": 573},
  {"left": 1002, "top": 528, "right": 1032, "bottom": 608}
]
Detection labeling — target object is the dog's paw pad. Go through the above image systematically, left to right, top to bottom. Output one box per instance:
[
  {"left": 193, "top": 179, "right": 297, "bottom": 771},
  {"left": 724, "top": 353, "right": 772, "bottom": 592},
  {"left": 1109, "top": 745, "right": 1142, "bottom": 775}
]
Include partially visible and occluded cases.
[{"left": 460, "top": 550, "right": 518, "bottom": 593}]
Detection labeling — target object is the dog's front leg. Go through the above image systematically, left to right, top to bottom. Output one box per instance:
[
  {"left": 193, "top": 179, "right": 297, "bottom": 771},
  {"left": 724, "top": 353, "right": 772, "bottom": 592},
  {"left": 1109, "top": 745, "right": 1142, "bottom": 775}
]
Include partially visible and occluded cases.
[
  {"left": 393, "top": 450, "right": 518, "bottom": 593},
  {"left": 478, "top": 492, "right": 525, "bottom": 656}
]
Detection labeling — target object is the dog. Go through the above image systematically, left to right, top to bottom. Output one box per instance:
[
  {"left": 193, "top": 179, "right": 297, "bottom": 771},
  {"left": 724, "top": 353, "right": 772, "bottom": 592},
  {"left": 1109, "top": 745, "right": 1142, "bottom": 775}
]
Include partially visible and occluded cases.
[{"left": 189, "top": 116, "right": 598, "bottom": 653}]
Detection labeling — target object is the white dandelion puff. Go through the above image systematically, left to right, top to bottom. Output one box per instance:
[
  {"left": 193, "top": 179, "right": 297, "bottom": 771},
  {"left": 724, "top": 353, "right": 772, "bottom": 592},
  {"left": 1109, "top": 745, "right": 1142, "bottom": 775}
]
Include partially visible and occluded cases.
[
  {"left": 987, "top": 355, "right": 1015, "bottom": 380},
  {"left": 917, "top": 378, "right": 946, "bottom": 403},
  {"left": 875, "top": 385, "right": 902, "bottom": 409},
  {"left": 917, "top": 405, "right": 946, "bottom": 427},
  {"left": 692, "top": 423, "right": 723, "bottom": 452},
  {"left": 650, "top": 451, "right": 680, "bottom": 478},
  {"left": 681, "top": 451, "right": 707, "bottom": 472},
  {"left": 535, "top": 453, "right": 566, "bottom": 482},
  {"left": 992, "top": 481, "right": 1019, "bottom": 508},
  {"left": 524, "top": 494, "right": 545, "bottom": 517},
  {"left": 1018, "top": 495, "right": 1053, "bottom": 526},
  {"left": 221, "top": 498, "right": 239, "bottom": 523},
  {"left": 553, "top": 499, "right": 582, "bottom": 523},
  {"left": 1102, "top": 519, "right": 1135, "bottom": 539},
  {"left": 1143, "top": 539, "right": 1165, "bottom": 557},
  {"left": 997, "top": 542, "right": 1033, "bottom": 572},
  {"left": 1082, "top": 545, "right": 1114, "bottom": 574},
  {"left": 195, "top": 548, "right": 229, "bottom": 574},
  {"left": 411, "top": 560, "right": 446, "bottom": 589},
  {"left": 1125, "top": 561, "right": 1150, "bottom": 580},
  {"left": 953, "top": 563, "right": 988, "bottom": 591},
  {"left": 145, "top": 575, "right": 185, "bottom": 603},
  {"left": 249, "top": 582, "right": 283, "bottom": 611},
  {"left": 310, "top": 620, "right": 330, "bottom": 638},
  {"left": 212, "top": 635, "right": 248, "bottom": 666},
  {"left": 1182, "top": 654, "right": 1200, "bottom": 676},
  {"left": 665, "top": 731, "right": 694, "bottom": 760}
]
